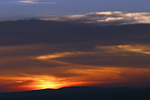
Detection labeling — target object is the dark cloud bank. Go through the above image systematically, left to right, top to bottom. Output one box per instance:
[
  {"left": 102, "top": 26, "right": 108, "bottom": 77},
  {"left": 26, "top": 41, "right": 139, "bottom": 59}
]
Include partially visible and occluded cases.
[
  {"left": 0, "top": 18, "right": 150, "bottom": 68},
  {"left": 0, "top": 19, "right": 150, "bottom": 46}
]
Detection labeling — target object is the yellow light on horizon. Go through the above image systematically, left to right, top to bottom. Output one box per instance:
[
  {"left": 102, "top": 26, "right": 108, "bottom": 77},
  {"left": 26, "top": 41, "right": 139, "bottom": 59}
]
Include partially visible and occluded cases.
[{"left": 33, "top": 80, "right": 66, "bottom": 89}]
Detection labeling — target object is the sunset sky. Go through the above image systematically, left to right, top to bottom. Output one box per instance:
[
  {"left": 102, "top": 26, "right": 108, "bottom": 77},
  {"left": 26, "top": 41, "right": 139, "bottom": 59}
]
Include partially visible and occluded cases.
[{"left": 0, "top": 0, "right": 150, "bottom": 93}]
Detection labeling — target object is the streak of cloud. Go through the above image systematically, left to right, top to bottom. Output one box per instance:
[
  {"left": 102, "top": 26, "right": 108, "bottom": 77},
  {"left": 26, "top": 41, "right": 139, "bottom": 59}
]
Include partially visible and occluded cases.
[
  {"left": 10, "top": 0, "right": 56, "bottom": 5},
  {"left": 97, "top": 44, "right": 150, "bottom": 55},
  {"left": 36, "top": 52, "right": 96, "bottom": 60}
]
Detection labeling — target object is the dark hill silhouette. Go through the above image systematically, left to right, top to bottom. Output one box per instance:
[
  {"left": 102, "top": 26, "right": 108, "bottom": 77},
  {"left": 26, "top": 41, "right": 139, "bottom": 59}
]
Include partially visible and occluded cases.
[{"left": 0, "top": 87, "right": 150, "bottom": 100}]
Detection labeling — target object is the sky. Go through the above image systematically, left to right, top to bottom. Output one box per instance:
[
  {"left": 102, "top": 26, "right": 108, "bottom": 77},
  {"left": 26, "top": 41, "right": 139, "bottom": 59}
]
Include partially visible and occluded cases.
[
  {"left": 0, "top": 0, "right": 150, "bottom": 93},
  {"left": 0, "top": 0, "right": 150, "bottom": 20}
]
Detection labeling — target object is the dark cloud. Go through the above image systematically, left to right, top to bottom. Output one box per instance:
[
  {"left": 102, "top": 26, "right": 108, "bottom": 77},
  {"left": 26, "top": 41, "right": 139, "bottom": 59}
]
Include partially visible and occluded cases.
[
  {"left": 0, "top": 19, "right": 150, "bottom": 47},
  {"left": 0, "top": 19, "right": 150, "bottom": 69},
  {"left": 56, "top": 54, "right": 150, "bottom": 68},
  {"left": 0, "top": 56, "right": 70, "bottom": 69}
]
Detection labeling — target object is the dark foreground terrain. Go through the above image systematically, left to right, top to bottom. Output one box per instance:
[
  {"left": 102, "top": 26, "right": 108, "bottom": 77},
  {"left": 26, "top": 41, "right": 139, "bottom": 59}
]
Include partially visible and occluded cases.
[{"left": 0, "top": 87, "right": 150, "bottom": 100}]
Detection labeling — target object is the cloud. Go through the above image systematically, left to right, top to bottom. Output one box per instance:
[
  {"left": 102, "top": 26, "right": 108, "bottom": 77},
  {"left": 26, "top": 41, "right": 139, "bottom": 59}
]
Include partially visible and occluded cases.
[
  {"left": 10, "top": 0, "right": 55, "bottom": 5},
  {"left": 17, "top": 0, "right": 37, "bottom": 4},
  {"left": 42, "top": 11, "right": 150, "bottom": 25},
  {"left": 1, "top": 16, "right": 150, "bottom": 91},
  {"left": 0, "top": 19, "right": 150, "bottom": 69},
  {"left": 2, "top": 19, "right": 150, "bottom": 47},
  {"left": 33, "top": 44, "right": 150, "bottom": 68},
  {"left": 96, "top": 44, "right": 150, "bottom": 55},
  {"left": 36, "top": 52, "right": 96, "bottom": 60}
]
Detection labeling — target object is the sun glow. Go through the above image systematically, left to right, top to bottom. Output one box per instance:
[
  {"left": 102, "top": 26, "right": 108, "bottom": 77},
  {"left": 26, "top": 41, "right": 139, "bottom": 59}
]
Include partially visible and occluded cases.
[
  {"left": 2, "top": 67, "right": 150, "bottom": 92},
  {"left": 0, "top": 74, "right": 91, "bottom": 92},
  {"left": 24, "top": 75, "right": 71, "bottom": 90},
  {"left": 30, "top": 76, "right": 89, "bottom": 90},
  {"left": 33, "top": 80, "right": 67, "bottom": 89}
]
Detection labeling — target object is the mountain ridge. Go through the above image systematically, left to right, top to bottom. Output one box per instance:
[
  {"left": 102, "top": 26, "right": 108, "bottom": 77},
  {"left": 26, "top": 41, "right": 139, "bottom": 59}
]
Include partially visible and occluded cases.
[{"left": 0, "top": 86, "right": 150, "bottom": 100}]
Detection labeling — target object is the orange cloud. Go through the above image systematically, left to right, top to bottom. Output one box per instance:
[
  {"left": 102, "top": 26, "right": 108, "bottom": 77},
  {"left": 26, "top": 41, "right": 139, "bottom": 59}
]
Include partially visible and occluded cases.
[{"left": 96, "top": 44, "right": 150, "bottom": 54}]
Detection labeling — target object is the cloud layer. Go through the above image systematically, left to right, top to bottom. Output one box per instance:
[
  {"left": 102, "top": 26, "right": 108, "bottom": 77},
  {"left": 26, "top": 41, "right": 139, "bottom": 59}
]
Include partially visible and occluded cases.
[
  {"left": 42, "top": 11, "right": 150, "bottom": 25},
  {"left": 0, "top": 13, "right": 150, "bottom": 92}
]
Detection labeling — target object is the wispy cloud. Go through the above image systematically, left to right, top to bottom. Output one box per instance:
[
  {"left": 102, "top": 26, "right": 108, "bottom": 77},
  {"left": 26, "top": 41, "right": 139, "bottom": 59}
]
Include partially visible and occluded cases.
[
  {"left": 10, "top": 0, "right": 56, "bottom": 5},
  {"left": 42, "top": 11, "right": 150, "bottom": 25},
  {"left": 97, "top": 44, "right": 150, "bottom": 55},
  {"left": 36, "top": 52, "right": 96, "bottom": 60}
]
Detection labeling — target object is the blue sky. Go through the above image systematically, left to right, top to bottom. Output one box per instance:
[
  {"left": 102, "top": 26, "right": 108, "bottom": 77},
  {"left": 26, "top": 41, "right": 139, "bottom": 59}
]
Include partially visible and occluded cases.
[{"left": 0, "top": 0, "right": 150, "bottom": 20}]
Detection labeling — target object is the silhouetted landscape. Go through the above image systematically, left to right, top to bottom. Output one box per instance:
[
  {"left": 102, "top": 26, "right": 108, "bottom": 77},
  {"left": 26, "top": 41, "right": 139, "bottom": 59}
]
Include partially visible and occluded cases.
[{"left": 0, "top": 87, "right": 150, "bottom": 100}]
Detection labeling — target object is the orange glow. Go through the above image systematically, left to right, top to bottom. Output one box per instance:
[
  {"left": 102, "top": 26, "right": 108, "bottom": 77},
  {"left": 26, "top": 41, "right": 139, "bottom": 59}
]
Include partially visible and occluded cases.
[
  {"left": 1, "top": 67, "right": 150, "bottom": 92},
  {"left": 0, "top": 75, "right": 89, "bottom": 92},
  {"left": 17, "top": 75, "right": 72, "bottom": 90},
  {"left": 28, "top": 76, "right": 91, "bottom": 90},
  {"left": 30, "top": 79, "right": 68, "bottom": 89},
  {"left": 34, "top": 81, "right": 64, "bottom": 89}
]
